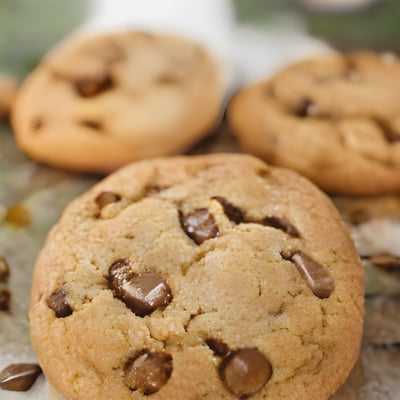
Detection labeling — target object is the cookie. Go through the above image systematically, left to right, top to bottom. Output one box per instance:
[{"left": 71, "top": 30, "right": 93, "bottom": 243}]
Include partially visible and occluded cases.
[
  {"left": 12, "top": 32, "right": 224, "bottom": 173},
  {"left": 228, "top": 52, "right": 400, "bottom": 195},
  {"left": 0, "top": 74, "right": 18, "bottom": 121},
  {"left": 29, "top": 154, "right": 364, "bottom": 400}
]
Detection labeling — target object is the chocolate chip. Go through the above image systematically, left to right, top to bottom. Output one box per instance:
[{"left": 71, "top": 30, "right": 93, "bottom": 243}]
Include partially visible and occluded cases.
[
  {"left": 156, "top": 73, "right": 181, "bottom": 85},
  {"left": 75, "top": 74, "right": 113, "bottom": 97},
  {"left": 296, "top": 98, "right": 317, "bottom": 117},
  {"left": 32, "top": 118, "right": 43, "bottom": 131},
  {"left": 375, "top": 118, "right": 400, "bottom": 143},
  {"left": 81, "top": 120, "right": 102, "bottom": 131},
  {"left": 95, "top": 191, "right": 121, "bottom": 209},
  {"left": 212, "top": 196, "right": 245, "bottom": 224},
  {"left": 179, "top": 209, "right": 219, "bottom": 244},
  {"left": 263, "top": 216, "right": 300, "bottom": 238},
  {"left": 286, "top": 251, "right": 335, "bottom": 299},
  {"left": 369, "top": 254, "right": 400, "bottom": 273},
  {"left": 0, "top": 256, "right": 10, "bottom": 282},
  {"left": 108, "top": 259, "right": 172, "bottom": 317},
  {"left": 0, "top": 289, "right": 10, "bottom": 311},
  {"left": 47, "top": 289, "right": 73, "bottom": 318},
  {"left": 206, "top": 338, "right": 230, "bottom": 357},
  {"left": 221, "top": 348, "right": 272, "bottom": 398},
  {"left": 125, "top": 352, "right": 173, "bottom": 395},
  {"left": 0, "top": 363, "right": 42, "bottom": 391}
]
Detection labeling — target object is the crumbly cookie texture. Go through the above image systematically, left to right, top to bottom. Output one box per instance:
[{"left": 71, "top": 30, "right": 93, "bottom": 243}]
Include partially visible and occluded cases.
[
  {"left": 12, "top": 32, "right": 224, "bottom": 173},
  {"left": 228, "top": 52, "right": 400, "bottom": 196},
  {"left": 0, "top": 74, "right": 18, "bottom": 121},
  {"left": 29, "top": 154, "right": 364, "bottom": 400}
]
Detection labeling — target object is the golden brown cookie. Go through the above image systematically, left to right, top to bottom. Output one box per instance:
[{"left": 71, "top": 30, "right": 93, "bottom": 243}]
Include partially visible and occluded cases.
[
  {"left": 12, "top": 32, "right": 224, "bottom": 173},
  {"left": 228, "top": 52, "right": 400, "bottom": 195},
  {"left": 0, "top": 74, "right": 18, "bottom": 121},
  {"left": 29, "top": 154, "right": 364, "bottom": 400}
]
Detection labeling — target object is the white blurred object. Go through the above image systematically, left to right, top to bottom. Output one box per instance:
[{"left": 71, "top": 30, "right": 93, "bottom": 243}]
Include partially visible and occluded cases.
[
  {"left": 83, "top": 0, "right": 235, "bottom": 62},
  {"left": 232, "top": 18, "right": 333, "bottom": 85},
  {"left": 352, "top": 219, "right": 400, "bottom": 257}
]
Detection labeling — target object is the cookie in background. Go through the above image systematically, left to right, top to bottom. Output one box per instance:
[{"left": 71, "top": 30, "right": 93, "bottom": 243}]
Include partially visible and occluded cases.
[
  {"left": 12, "top": 0, "right": 235, "bottom": 173},
  {"left": 228, "top": 51, "right": 400, "bottom": 196},
  {"left": 0, "top": 74, "right": 18, "bottom": 122}
]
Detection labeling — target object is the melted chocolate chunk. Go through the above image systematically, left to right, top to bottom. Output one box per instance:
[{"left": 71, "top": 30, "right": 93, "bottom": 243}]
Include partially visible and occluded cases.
[
  {"left": 75, "top": 74, "right": 113, "bottom": 97},
  {"left": 296, "top": 98, "right": 317, "bottom": 117},
  {"left": 32, "top": 118, "right": 43, "bottom": 131},
  {"left": 374, "top": 118, "right": 400, "bottom": 143},
  {"left": 81, "top": 120, "right": 102, "bottom": 131},
  {"left": 95, "top": 191, "right": 121, "bottom": 209},
  {"left": 212, "top": 196, "right": 245, "bottom": 224},
  {"left": 179, "top": 209, "right": 219, "bottom": 244},
  {"left": 262, "top": 216, "right": 300, "bottom": 238},
  {"left": 288, "top": 251, "right": 335, "bottom": 299},
  {"left": 0, "top": 256, "right": 10, "bottom": 282},
  {"left": 108, "top": 259, "right": 172, "bottom": 317},
  {"left": 0, "top": 289, "right": 10, "bottom": 311},
  {"left": 47, "top": 289, "right": 73, "bottom": 318},
  {"left": 206, "top": 338, "right": 230, "bottom": 357},
  {"left": 221, "top": 348, "right": 272, "bottom": 398},
  {"left": 125, "top": 352, "right": 173, "bottom": 395},
  {"left": 0, "top": 363, "right": 42, "bottom": 391}
]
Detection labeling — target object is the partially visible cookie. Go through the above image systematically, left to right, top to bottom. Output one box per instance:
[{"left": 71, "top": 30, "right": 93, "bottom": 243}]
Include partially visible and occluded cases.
[
  {"left": 12, "top": 32, "right": 225, "bottom": 173},
  {"left": 228, "top": 52, "right": 400, "bottom": 195},
  {"left": 0, "top": 74, "right": 18, "bottom": 121},
  {"left": 29, "top": 154, "right": 364, "bottom": 400}
]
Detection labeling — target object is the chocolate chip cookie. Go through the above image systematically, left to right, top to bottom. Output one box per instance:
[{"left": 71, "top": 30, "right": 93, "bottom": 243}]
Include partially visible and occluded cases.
[
  {"left": 12, "top": 32, "right": 224, "bottom": 173},
  {"left": 228, "top": 52, "right": 400, "bottom": 195},
  {"left": 0, "top": 74, "right": 18, "bottom": 121},
  {"left": 29, "top": 154, "right": 364, "bottom": 399}
]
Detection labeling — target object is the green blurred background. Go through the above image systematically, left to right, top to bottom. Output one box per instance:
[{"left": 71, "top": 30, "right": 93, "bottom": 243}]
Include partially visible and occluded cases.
[
  {"left": 1, "top": 0, "right": 400, "bottom": 77},
  {"left": 235, "top": 0, "right": 400, "bottom": 51}
]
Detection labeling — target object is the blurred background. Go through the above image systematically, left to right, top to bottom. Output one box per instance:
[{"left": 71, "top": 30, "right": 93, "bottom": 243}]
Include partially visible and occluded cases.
[
  {"left": 1, "top": 0, "right": 400, "bottom": 77},
  {"left": 236, "top": 0, "right": 400, "bottom": 51}
]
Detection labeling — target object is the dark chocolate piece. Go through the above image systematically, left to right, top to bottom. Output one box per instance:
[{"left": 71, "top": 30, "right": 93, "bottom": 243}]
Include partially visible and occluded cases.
[
  {"left": 75, "top": 74, "right": 113, "bottom": 97},
  {"left": 95, "top": 191, "right": 121, "bottom": 209},
  {"left": 212, "top": 196, "right": 245, "bottom": 224},
  {"left": 179, "top": 209, "right": 219, "bottom": 244},
  {"left": 263, "top": 216, "right": 300, "bottom": 238},
  {"left": 289, "top": 251, "right": 335, "bottom": 299},
  {"left": 0, "top": 256, "right": 10, "bottom": 282},
  {"left": 109, "top": 259, "right": 172, "bottom": 317},
  {"left": 0, "top": 289, "right": 10, "bottom": 311},
  {"left": 47, "top": 289, "right": 73, "bottom": 318},
  {"left": 206, "top": 338, "right": 230, "bottom": 357},
  {"left": 221, "top": 348, "right": 272, "bottom": 397},
  {"left": 125, "top": 352, "right": 173, "bottom": 395},
  {"left": 0, "top": 363, "right": 42, "bottom": 392}
]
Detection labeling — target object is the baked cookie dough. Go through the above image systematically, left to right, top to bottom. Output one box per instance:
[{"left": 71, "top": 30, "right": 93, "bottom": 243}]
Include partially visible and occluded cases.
[
  {"left": 12, "top": 32, "right": 224, "bottom": 173},
  {"left": 228, "top": 52, "right": 400, "bottom": 195},
  {"left": 0, "top": 74, "right": 18, "bottom": 121},
  {"left": 29, "top": 154, "right": 364, "bottom": 400}
]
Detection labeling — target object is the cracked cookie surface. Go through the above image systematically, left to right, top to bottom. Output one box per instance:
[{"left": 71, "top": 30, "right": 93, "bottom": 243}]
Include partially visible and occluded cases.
[
  {"left": 12, "top": 31, "right": 224, "bottom": 173},
  {"left": 228, "top": 52, "right": 400, "bottom": 195},
  {"left": 29, "top": 154, "right": 364, "bottom": 399}
]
